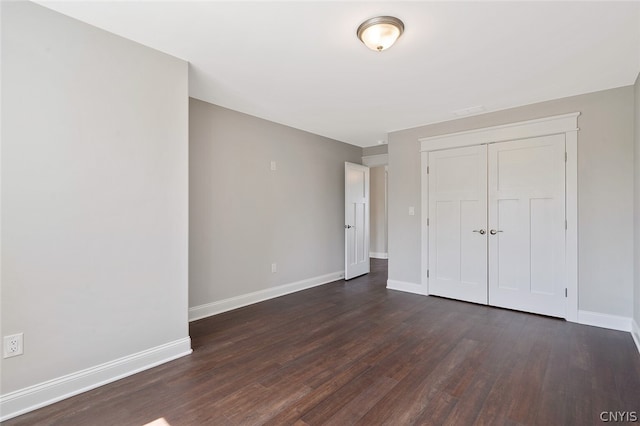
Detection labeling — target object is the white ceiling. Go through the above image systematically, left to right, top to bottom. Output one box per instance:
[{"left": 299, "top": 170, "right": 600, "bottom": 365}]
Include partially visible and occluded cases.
[{"left": 36, "top": 1, "right": 640, "bottom": 147}]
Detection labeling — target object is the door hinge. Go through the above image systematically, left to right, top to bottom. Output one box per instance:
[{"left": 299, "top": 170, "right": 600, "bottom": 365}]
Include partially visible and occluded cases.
[
  {"left": 565, "top": 152, "right": 568, "bottom": 162},
  {"left": 426, "top": 166, "right": 430, "bottom": 174},
  {"left": 427, "top": 218, "right": 429, "bottom": 226},
  {"left": 565, "top": 219, "right": 567, "bottom": 230},
  {"left": 427, "top": 269, "right": 430, "bottom": 278},
  {"left": 565, "top": 288, "right": 568, "bottom": 297}
]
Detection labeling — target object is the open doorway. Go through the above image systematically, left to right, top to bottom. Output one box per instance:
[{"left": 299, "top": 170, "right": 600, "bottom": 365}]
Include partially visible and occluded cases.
[
  {"left": 362, "top": 147, "right": 388, "bottom": 263},
  {"left": 369, "top": 165, "right": 388, "bottom": 259}
]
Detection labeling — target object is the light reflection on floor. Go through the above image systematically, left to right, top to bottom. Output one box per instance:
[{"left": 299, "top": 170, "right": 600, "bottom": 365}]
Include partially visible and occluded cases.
[{"left": 143, "top": 418, "right": 171, "bottom": 426}]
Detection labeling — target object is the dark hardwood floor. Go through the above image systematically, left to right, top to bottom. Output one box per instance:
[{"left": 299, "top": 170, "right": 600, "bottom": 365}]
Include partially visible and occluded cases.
[{"left": 5, "top": 259, "right": 640, "bottom": 425}]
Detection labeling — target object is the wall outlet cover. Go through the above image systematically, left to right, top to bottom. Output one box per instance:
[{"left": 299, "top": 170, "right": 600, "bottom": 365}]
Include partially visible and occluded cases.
[{"left": 3, "top": 333, "right": 24, "bottom": 358}]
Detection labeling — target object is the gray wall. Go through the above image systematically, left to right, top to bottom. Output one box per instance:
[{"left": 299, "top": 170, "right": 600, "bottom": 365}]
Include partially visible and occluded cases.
[
  {"left": 1, "top": 2, "right": 189, "bottom": 393},
  {"left": 635, "top": 73, "right": 640, "bottom": 328},
  {"left": 388, "top": 86, "right": 635, "bottom": 318},
  {"left": 189, "top": 99, "right": 362, "bottom": 307},
  {"left": 363, "top": 145, "right": 388, "bottom": 156},
  {"left": 370, "top": 166, "right": 387, "bottom": 255}
]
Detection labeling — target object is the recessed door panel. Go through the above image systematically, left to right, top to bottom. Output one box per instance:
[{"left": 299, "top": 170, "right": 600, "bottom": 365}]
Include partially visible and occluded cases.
[
  {"left": 496, "top": 145, "right": 558, "bottom": 192},
  {"left": 435, "top": 155, "right": 482, "bottom": 193},
  {"left": 496, "top": 198, "right": 521, "bottom": 291},
  {"left": 530, "top": 198, "right": 555, "bottom": 295},
  {"left": 434, "top": 200, "right": 458, "bottom": 281},
  {"left": 460, "top": 200, "right": 485, "bottom": 285},
  {"left": 355, "top": 202, "right": 366, "bottom": 263}
]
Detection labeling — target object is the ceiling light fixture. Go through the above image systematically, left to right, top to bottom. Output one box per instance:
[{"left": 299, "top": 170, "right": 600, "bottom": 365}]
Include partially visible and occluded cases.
[{"left": 357, "top": 16, "right": 404, "bottom": 52}]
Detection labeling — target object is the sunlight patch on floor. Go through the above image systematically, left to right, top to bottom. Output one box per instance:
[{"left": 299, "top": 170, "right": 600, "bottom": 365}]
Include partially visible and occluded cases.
[{"left": 143, "top": 418, "right": 171, "bottom": 426}]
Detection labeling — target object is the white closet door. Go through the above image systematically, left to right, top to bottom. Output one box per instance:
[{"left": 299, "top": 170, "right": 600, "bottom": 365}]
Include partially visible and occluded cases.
[
  {"left": 488, "top": 135, "right": 566, "bottom": 318},
  {"left": 428, "top": 145, "right": 488, "bottom": 304}
]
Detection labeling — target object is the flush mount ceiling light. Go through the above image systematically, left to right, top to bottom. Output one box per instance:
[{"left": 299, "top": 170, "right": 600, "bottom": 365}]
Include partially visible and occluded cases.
[{"left": 357, "top": 16, "right": 404, "bottom": 52}]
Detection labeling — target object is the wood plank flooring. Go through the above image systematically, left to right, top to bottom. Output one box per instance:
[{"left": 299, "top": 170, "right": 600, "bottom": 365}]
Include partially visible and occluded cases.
[{"left": 5, "top": 259, "right": 640, "bottom": 425}]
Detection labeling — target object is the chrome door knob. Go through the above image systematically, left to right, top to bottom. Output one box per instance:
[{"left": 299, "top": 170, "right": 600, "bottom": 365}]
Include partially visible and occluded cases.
[
  {"left": 345, "top": 225, "right": 353, "bottom": 229},
  {"left": 472, "top": 229, "right": 486, "bottom": 235},
  {"left": 490, "top": 229, "right": 503, "bottom": 235}
]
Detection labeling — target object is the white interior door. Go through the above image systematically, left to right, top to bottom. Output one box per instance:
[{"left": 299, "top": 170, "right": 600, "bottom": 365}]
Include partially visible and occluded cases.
[
  {"left": 488, "top": 135, "right": 566, "bottom": 317},
  {"left": 428, "top": 145, "right": 488, "bottom": 304},
  {"left": 345, "top": 162, "right": 370, "bottom": 280}
]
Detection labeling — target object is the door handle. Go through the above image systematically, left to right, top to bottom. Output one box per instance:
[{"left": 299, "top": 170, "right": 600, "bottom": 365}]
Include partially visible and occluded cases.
[
  {"left": 345, "top": 225, "right": 354, "bottom": 229},
  {"left": 472, "top": 229, "right": 486, "bottom": 235},
  {"left": 490, "top": 229, "right": 503, "bottom": 235}
]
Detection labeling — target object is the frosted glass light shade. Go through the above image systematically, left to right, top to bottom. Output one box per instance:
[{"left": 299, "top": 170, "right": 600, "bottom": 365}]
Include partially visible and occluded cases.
[{"left": 357, "top": 16, "right": 404, "bottom": 52}]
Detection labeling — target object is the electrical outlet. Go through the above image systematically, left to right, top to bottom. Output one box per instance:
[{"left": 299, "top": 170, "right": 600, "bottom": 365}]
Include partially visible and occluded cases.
[
  {"left": 270, "top": 161, "right": 277, "bottom": 171},
  {"left": 271, "top": 263, "right": 277, "bottom": 273},
  {"left": 3, "top": 333, "right": 24, "bottom": 358}
]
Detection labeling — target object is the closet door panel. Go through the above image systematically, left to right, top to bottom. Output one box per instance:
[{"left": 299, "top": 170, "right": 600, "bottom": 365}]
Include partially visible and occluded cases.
[
  {"left": 488, "top": 135, "right": 566, "bottom": 317},
  {"left": 428, "top": 145, "right": 488, "bottom": 304}
]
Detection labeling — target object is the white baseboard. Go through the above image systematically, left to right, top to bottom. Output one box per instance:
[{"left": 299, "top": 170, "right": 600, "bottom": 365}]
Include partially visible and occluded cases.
[
  {"left": 370, "top": 252, "right": 388, "bottom": 259},
  {"left": 189, "top": 271, "right": 345, "bottom": 322},
  {"left": 386, "top": 279, "right": 427, "bottom": 295},
  {"left": 577, "top": 310, "right": 632, "bottom": 332},
  {"left": 632, "top": 319, "right": 640, "bottom": 355},
  {"left": 0, "top": 337, "right": 192, "bottom": 422}
]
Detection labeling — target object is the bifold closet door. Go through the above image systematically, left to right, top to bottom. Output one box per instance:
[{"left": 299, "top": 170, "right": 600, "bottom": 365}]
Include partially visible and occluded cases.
[
  {"left": 487, "top": 135, "right": 566, "bottom": 318},
  {"left": 428, "top": 145, "right": 488, "bottom": 304}
]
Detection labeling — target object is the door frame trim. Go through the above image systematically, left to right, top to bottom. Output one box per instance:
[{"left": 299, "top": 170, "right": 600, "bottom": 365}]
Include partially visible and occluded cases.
[{"left": 419, "top": 112, "right": 580, "bottom": 322}]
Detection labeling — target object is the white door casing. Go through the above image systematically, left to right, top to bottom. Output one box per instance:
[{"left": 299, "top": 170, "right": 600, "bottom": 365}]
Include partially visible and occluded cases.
[
  {"left": 488, "top": 135, "right": 566, "bottom": 317},
  {"left": 428, "top": 145, "right": 488, "bottom": 304},
  {"left": 345, "top": 162, "right": 370, "bottom": 280}
]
